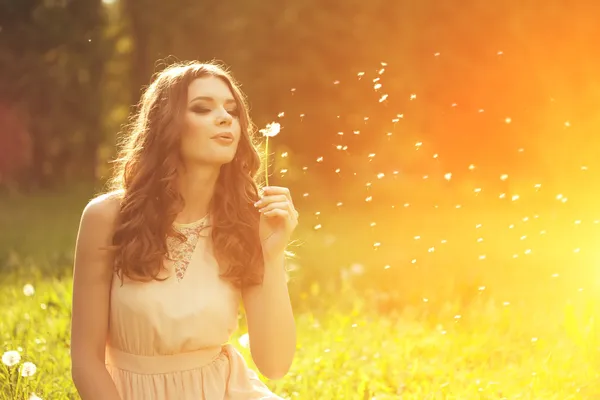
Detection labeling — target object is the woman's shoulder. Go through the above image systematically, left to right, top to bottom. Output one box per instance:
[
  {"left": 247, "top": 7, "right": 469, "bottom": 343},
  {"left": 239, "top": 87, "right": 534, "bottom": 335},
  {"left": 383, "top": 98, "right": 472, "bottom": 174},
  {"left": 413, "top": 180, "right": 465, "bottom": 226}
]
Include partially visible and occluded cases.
[{"left": 81, "top": 189, "right": 123, "bottom": 227}]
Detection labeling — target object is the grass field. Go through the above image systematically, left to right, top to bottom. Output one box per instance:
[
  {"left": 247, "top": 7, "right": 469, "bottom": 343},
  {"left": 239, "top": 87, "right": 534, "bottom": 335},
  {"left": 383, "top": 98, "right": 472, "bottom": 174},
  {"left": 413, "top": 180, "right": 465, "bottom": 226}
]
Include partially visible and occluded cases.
[{"left": 1, "top": 188, "right": 599, "bottom": 399}]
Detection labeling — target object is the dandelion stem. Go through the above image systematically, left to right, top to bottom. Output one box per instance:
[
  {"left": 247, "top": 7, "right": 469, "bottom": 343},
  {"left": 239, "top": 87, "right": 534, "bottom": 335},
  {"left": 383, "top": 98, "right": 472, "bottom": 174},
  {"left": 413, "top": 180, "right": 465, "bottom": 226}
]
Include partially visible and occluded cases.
[{"left": 265, "top": 137, "right": 270, "bottom": 187}]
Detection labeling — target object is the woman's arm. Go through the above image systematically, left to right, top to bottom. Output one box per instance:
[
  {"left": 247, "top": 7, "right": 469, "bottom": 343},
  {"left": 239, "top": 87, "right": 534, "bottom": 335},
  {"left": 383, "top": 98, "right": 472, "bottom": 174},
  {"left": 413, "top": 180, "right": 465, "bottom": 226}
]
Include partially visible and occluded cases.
[
  {"left": 70, "top": 194, "right": 122, "bottom": 399},
  {"left": 242, "top": 252, "right": 296, "bottom": 380}
]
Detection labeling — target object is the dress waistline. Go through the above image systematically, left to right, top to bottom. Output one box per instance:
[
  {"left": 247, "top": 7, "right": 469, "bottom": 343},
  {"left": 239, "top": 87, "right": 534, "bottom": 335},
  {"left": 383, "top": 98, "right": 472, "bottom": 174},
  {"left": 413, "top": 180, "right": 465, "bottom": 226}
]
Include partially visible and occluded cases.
[{"left": 105, "top": 345, "right": 224, "bottom": 374}]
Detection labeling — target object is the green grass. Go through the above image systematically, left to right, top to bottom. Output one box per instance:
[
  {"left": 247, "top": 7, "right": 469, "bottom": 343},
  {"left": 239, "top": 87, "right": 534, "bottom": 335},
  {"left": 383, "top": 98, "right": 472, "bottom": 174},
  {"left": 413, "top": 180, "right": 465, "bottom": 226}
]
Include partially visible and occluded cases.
[{"left": 1, "top": 188, "right": 599, "bottom": 399}]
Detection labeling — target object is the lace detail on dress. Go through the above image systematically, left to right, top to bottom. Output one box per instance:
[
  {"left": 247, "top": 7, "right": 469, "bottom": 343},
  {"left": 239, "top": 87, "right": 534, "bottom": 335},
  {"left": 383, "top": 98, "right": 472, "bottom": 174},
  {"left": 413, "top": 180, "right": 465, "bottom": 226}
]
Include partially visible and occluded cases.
[{"left": 167, "top": 215, "right": 209, "bottom": 282}]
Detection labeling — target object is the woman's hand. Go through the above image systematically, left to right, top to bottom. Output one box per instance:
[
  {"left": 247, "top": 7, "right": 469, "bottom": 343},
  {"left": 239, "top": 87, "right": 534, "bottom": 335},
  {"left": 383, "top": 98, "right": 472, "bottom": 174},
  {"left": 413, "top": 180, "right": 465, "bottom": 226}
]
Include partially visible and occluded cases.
[{"left": 254, "top": 186, "right": 299, "bottom": 261}]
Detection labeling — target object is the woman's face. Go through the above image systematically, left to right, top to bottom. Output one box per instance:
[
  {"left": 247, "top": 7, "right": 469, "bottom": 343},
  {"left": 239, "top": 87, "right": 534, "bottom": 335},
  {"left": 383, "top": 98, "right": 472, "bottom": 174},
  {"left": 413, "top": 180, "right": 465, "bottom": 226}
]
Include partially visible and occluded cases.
[{"left": 180, "top": 76, "right": 242, "bottom": 166}]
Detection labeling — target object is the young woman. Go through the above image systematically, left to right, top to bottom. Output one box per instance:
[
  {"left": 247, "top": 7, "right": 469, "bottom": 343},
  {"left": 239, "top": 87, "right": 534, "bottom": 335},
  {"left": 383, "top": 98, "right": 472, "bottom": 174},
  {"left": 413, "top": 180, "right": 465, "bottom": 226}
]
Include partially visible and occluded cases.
[{"left": 70, "top": 61, "right": 298, "bottom": 399}]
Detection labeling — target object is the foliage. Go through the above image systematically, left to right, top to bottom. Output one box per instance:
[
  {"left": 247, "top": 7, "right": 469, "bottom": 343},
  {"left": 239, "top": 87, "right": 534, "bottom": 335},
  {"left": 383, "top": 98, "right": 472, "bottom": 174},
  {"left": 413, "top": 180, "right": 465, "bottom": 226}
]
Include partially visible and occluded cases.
[{"left": 1, "top": 264, "right": 599, "bottom": 399}]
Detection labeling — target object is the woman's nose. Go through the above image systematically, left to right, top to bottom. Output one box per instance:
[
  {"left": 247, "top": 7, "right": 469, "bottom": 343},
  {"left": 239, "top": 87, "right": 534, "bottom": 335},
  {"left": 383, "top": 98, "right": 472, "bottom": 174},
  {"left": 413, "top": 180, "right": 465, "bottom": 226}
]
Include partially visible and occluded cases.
[{"left": 215, "top": 112, "right": 232, "bottom": 126}]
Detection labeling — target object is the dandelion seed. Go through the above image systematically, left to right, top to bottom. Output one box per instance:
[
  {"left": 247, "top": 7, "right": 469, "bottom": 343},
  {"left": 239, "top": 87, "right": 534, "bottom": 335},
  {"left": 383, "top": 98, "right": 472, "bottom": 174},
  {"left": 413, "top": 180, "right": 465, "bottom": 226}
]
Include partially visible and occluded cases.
[
  {"left": 373, "top": 83, "right": 382, "bottom": 90},
  {"left": 379, "top": 94, "right": 388, "bottom": 102},
  {"left": 410, "top": 94, "right": 417, "bottom": 100},
  {"left": 277, "top": 112, "right": 285, "bottom": 117},
  {"left": 444, "top": 173, "right": 452, "bottom": 181},
  {"left": 500, "top": 174, "right": 508, "bottom": 181},
  {"left": 23, "top": 284, "right": 35, "bottom": 297},
  {"left": 238, "top": 333, "right": 250, "bottom": 348},
  {"left": 2, "top": 350, "right": 20, "bottom": 367},
  {"left": 20, "top": 361, "right": 37, "bottom": 377}
]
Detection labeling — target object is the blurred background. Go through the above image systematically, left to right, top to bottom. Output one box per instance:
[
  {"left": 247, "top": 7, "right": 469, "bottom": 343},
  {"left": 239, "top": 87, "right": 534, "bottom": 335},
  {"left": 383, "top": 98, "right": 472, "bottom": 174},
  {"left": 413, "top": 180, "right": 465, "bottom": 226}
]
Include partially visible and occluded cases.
[{"left": 1, "top": 0, "right": 600, "bottom": 398}]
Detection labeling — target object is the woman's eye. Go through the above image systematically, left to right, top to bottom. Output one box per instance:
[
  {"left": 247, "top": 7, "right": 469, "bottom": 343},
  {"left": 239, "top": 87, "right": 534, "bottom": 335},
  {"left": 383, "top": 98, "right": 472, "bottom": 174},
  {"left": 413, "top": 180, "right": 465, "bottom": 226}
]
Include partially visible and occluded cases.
[{"left": 192, "top": 107, "right": 211, "bottom": 114}]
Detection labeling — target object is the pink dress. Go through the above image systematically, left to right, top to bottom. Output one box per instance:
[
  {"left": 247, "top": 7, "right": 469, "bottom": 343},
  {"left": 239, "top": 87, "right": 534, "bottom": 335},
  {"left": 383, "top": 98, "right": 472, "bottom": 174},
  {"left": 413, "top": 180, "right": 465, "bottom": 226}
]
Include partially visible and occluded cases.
[{"left": 105, "top": 217, "right": 282, "bottom": 399}]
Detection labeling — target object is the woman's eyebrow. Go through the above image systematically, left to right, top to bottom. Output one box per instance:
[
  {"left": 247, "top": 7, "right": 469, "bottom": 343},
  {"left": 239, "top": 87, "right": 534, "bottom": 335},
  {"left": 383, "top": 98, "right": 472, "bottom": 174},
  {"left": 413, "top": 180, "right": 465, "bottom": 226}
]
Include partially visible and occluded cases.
[{"left": 188, "top": 96, "right": 236, "bottom": 105}]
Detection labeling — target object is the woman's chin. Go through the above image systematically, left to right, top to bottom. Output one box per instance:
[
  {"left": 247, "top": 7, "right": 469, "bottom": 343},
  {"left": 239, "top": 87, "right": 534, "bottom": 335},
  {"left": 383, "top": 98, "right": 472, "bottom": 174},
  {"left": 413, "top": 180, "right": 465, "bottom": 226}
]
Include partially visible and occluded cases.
[{"left": 214, "top": 154, "right": 236, "bottom": 166}]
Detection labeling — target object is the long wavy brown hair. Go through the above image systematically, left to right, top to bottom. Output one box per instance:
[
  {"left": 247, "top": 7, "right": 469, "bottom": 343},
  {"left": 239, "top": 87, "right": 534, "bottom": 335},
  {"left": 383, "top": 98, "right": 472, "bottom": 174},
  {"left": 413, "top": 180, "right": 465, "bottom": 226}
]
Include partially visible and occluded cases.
[{"left": 104, "top": 61, "right": 266, "bottom": 288}]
